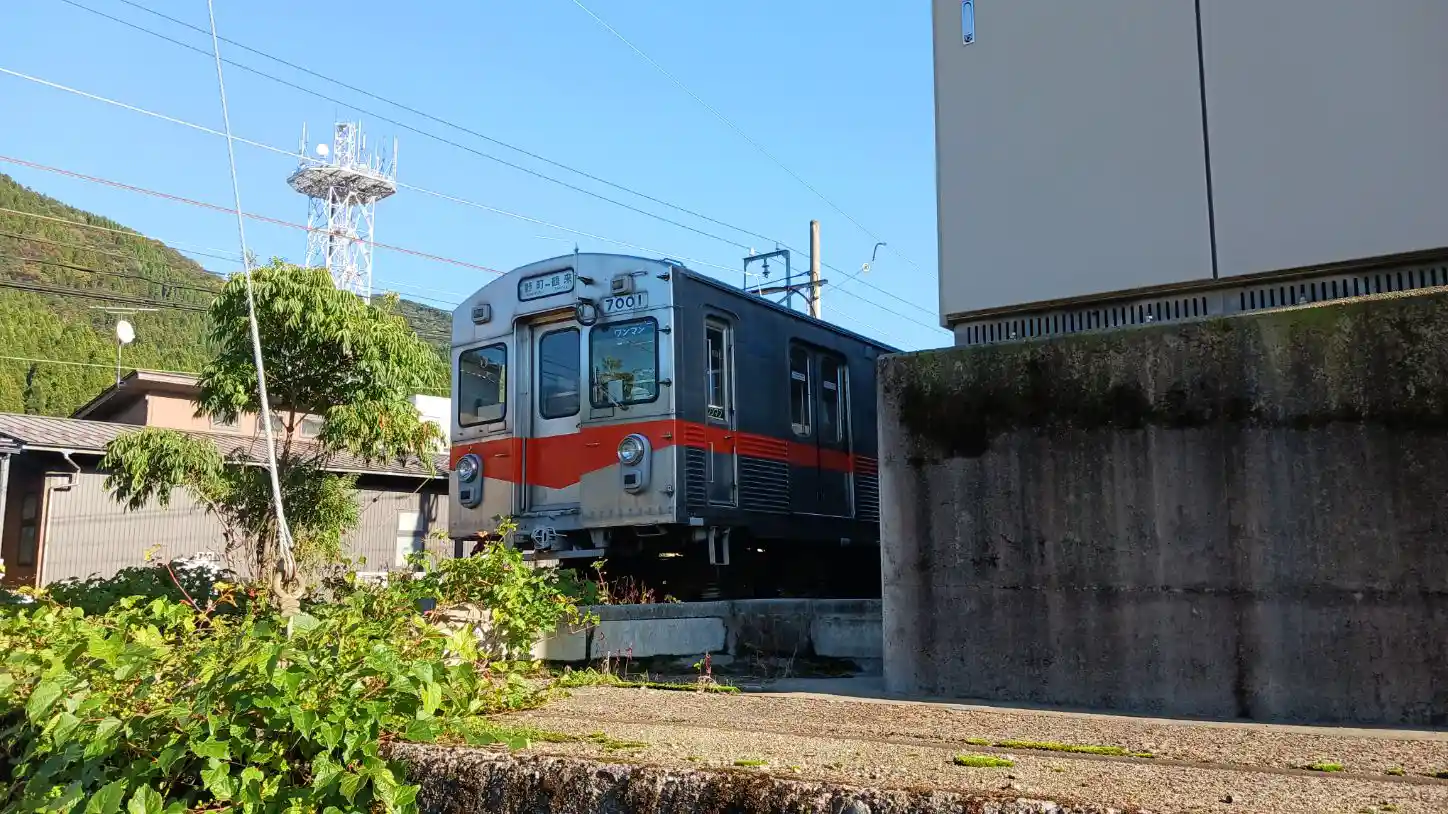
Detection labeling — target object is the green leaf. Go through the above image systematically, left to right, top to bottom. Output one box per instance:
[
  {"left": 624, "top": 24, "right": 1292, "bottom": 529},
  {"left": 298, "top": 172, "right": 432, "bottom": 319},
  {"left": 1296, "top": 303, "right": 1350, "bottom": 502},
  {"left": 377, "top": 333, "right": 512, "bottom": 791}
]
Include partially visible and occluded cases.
[
  {"left": 289, "top": 612, "right": 321, "bottom": 633},
  {"left": 0, "top": 673, "right": 15, "bottom": 698},
  {"left": 26, "top": 677, "right": 66, "bottom": 720},
  {"left": 418, "top": 683, "right": 442, "bottom": 718},
  {"left": 290, "top": 707, "right": 318, "bottom": 737},
  {"left": 50, "top": 711, "right": 82, "bottom": 746},
  {"left": 403, "top": 718, "right": 439, "bottom": 743},
  {"left": 191, "top": 738, "right": 230, "bottom": 761},
  {"left": 156, "top": 745, "right": 186, "bottom": 773},
  {"left": 200, "top": 762, "right": 236, "bottom": 801},
  {"left": 338, "top": 772, "right": 365, "bottom": 804},
  {"left": 83, "top": 779, "right": 127, "bottom": 814},
  {"left": 126, "top": 785, "right": 163, "bottom": 814},
  {"left": 392, "top": 785, "right": 419, "bottom": 810}
]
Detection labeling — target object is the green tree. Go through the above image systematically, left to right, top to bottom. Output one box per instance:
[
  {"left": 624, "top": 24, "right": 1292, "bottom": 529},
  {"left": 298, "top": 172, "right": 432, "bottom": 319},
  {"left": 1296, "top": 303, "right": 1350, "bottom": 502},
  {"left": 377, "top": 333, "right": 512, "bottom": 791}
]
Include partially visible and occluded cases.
[{"left": 100, "top": 261, "right": 444, "bottom": 591}]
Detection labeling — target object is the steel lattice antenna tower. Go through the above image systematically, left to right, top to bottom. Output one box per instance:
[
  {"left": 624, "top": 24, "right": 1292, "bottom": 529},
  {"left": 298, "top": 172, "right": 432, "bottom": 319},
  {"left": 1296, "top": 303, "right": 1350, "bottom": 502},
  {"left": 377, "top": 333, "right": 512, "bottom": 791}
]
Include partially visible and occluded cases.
[{"left": 287, "top": 122, "right": 397, "bottom": 301}]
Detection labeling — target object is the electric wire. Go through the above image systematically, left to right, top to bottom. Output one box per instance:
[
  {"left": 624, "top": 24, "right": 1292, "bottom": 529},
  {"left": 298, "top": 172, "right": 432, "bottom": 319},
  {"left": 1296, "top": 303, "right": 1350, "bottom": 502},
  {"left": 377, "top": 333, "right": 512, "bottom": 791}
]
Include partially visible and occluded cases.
[
  {"left": 46, "top": 0, "right": 941, "bottom": 323},
  {"left": 51, "top": 0, "right": 748, "bottom": 252},
  {"left": 205, "top": 0, "right": 295, "bottom": 581},
  {"left": 565, "top": 0, "right": 924, "bottom": 273},
  {"left": 0, "top": 66, "right": 763, "bottom": 283},
  {"left": 0, "top": 153, "right": 504, "bottom": 275},
  {"left": 0, "top": 214, "right": 466, "bottom": 305},
  {"left": 0, "top": 354, "right": 201, "bottom": 376}
]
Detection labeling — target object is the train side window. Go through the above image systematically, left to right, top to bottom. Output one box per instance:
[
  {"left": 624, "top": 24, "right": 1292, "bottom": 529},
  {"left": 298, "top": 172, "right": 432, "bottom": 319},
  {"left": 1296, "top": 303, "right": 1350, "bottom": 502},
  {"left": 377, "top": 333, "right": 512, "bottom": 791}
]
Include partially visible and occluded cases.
[
  {"left": 705, "top": 318, "right": 731, "bottom": 424},
  {"left": 538, "top": 327, "right": 581, "bottom": 419},
  {"left": 458, "top": 343, "right": 507, "bottom": 426},
  {"left": 789, "top": 344, "right": 811, "bottom": 437},
  {"left": 819, "top": 355, "right": 845, "bottom": 444}
]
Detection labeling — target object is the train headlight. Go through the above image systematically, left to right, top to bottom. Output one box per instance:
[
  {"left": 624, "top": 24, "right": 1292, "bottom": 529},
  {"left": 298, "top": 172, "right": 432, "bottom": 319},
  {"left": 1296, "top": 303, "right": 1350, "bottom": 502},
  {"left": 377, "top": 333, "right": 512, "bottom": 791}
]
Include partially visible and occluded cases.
[
  {"left": 617, "top": 434, "right": 647, "bottom": 466},
  {"left": 455, "top": 453, "right": 481, "bottom": 482}
]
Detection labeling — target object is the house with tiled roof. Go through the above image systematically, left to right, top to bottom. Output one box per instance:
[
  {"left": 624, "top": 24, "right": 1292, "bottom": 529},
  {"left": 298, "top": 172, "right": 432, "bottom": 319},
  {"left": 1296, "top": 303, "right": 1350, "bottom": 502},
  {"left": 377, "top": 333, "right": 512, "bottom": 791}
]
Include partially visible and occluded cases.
[{"left": 0, "top": 371, "right": 455, "bottom": 588}]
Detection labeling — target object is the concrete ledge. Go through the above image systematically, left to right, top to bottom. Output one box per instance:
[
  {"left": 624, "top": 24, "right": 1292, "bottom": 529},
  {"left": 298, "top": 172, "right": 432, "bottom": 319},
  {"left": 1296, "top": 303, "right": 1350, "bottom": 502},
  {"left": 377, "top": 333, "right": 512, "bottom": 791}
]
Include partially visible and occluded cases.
[
  {"left": 533, "top": 599, "right": 883, "bottom": 664},
  {"left": 389, "top": 744, "right": 1140, "bottom": 814}
]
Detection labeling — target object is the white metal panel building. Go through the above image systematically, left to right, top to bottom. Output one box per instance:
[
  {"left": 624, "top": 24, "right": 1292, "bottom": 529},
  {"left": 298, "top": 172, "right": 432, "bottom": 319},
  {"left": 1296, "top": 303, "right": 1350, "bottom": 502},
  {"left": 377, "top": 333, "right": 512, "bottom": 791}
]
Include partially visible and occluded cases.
[{"left": 934, "top": 0, "right": 1448, "bottom": 344}]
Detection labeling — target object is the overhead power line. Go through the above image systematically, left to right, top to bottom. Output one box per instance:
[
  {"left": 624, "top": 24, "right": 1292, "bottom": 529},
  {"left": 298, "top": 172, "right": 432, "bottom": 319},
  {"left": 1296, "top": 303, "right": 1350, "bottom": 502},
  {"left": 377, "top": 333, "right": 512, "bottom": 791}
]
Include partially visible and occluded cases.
[
  {"left": 46, "top": 0, "right": 941, "bottom": 325},
  {"left": 566, "top": 0, "right": 925, "bottom": 274},
  {"left": 0, "top": 153, "right": 504, "bottom": 275},
  {"left": 0, "top": 211, "right": 465, "bottom": 306},
  {"left": 0, "top": 354, "right": 201, "bottom": 376}
]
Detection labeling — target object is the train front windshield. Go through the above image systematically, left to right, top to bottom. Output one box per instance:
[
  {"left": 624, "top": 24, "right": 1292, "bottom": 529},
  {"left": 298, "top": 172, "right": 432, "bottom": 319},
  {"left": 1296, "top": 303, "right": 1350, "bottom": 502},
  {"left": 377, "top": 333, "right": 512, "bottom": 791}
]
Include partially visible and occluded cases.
[{"left": 590, "top": 318, "right": 658, "bottom": 407}]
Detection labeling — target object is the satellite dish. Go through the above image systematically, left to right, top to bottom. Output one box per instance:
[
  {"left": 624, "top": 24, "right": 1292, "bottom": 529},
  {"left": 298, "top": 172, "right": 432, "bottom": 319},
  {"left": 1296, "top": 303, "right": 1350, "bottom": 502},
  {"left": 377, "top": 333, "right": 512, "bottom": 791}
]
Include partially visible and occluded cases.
[
  {"left": 315, "top": 143, "right": 330, "bottom": 158},
  {"left": 115, "top": 319, "right": 135, "bottom": 345}
]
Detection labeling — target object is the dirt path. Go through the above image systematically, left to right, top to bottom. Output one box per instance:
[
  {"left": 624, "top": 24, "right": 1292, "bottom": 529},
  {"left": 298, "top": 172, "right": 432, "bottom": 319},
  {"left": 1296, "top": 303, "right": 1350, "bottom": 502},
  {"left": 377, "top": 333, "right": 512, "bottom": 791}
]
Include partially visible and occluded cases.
[{"left": 499, "top": 685, "right": 1448, "bottom": 813}]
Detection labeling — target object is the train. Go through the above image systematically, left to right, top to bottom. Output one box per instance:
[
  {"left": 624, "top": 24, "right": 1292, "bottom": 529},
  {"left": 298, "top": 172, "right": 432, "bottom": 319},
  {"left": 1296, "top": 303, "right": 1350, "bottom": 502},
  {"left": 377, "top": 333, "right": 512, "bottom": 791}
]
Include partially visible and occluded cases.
[{"left": 448, "top": 253, "right": 895, "bottom": 598}]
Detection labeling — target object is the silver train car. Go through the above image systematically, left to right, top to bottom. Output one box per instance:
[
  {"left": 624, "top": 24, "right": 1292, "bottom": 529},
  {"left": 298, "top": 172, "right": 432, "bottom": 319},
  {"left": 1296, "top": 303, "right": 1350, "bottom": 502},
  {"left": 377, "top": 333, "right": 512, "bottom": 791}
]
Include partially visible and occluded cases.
[{"left": 449, "top": 253, "right": 893, "bottom": 596}]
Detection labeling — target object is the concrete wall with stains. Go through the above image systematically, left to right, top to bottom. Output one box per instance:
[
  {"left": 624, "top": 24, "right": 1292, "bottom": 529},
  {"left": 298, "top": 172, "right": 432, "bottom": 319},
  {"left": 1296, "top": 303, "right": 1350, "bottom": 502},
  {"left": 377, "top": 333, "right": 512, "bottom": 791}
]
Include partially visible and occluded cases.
[{"left": 877, "top": 289, "right": 1448, "bottom": 726}]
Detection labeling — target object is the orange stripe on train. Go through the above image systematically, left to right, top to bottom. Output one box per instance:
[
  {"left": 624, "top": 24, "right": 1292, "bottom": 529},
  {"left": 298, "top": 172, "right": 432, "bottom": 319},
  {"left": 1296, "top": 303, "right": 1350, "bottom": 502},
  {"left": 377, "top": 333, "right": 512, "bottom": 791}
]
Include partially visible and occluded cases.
[{"left": 450, "top": 418, "right": 874, "bottom": 488}]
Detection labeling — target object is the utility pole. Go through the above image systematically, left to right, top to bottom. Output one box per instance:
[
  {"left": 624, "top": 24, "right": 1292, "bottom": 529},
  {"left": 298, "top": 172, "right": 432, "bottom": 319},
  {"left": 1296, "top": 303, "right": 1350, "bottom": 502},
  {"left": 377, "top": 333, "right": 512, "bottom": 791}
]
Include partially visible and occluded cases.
[{"left": 809, "top": 219, "right": 822, "bottom": 319}]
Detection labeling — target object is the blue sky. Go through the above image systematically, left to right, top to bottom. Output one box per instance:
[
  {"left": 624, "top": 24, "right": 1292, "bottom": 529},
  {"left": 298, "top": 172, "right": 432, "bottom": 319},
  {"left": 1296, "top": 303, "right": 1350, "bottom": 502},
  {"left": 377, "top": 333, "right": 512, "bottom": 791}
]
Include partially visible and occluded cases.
[{"left": 1, "top": 0, "right": 946, "bottom": 349}]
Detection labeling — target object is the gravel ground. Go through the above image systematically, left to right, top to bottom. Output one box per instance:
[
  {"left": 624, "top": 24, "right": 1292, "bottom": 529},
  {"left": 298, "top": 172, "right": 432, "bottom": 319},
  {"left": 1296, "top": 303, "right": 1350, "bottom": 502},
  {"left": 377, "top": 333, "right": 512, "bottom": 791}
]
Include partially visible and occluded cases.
[{"left": 497, "top": 685, "right": 1448, "bottom": 814}]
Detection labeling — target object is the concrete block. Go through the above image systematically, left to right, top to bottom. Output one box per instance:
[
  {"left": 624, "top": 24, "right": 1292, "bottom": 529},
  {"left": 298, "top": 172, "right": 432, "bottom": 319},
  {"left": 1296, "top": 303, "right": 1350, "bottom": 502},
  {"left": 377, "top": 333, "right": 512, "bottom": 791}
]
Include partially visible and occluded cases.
[
  {"left": 810, "top": 614, "right": 884, "bottom": 660},
  {"left": 591, "top": 617, "right": 726, "bottom": 659},
  {"left": 532, "top": 628, "right": 588, "bottom": 662}
]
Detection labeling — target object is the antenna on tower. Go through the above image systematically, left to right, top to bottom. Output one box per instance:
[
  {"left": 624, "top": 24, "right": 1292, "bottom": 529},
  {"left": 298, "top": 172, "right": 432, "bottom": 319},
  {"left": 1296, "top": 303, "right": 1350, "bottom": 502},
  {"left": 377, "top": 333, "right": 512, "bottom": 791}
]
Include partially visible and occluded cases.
[{"left": 287, "top": 121, "right": 398, "bottom": 302}]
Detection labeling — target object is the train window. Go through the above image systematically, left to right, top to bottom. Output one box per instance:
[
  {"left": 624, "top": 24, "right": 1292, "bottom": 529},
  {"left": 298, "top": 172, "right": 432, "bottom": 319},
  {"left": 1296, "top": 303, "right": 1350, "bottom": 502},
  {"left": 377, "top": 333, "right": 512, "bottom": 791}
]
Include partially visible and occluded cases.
[
  {"left": 590, "top": 318, "right": 659, "bottom": 407},
  {"left": 705, "top": 318, "right": 731, "bottom": 423},
  {"left": 538, "top": 327, "right": 581, "bottom": 419},
  {"left": 458, "top": 343, "right": 507, "bottom": 426},
  {"left": 789, "top": 344, "right": 811, "bottom": 436},
  {"left": 819, "top": 355, "right": 845, "bottom": 444}
]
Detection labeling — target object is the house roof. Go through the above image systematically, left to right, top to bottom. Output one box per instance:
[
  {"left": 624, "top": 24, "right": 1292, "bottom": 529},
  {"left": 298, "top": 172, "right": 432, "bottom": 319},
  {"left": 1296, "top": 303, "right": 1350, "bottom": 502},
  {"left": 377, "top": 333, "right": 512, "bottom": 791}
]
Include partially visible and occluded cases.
[
  {"left": 71, "top": 370, "right": 203, "bottom": 420},
  {"left": 0, "top": 413, "right": 447, "bottom": 479}
]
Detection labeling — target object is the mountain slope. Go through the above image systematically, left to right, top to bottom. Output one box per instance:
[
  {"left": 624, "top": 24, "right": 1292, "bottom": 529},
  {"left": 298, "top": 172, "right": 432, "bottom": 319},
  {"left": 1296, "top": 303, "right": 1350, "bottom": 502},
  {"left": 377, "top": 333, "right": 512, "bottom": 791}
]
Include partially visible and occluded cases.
[{"left": 0, "top": 172, "right": 451, "bottom": 417}]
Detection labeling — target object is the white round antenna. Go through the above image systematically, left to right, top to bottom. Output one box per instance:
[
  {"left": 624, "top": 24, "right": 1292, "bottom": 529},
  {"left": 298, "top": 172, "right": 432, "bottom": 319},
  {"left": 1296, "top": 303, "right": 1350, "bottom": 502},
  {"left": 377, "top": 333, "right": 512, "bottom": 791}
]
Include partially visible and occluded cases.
[
  {"left": 315, "top": 143, "right": 330, "bottom": 158},
  {"left": 115, "top": 319, "right": 135, "bottom": 345}
]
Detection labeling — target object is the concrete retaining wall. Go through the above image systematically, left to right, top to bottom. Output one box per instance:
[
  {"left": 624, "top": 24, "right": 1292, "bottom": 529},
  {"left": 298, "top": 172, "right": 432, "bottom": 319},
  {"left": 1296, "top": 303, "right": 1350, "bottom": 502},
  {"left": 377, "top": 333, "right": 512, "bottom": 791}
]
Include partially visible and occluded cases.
[
  {"left": 878, "top": 290, "right": 1448, "bottom": 726},
  {"left": 533, "top": 599, "right": 882, "bottom": 668},
  {"left": 389, "top": 745, "right": 1140, "bottom": 814}
]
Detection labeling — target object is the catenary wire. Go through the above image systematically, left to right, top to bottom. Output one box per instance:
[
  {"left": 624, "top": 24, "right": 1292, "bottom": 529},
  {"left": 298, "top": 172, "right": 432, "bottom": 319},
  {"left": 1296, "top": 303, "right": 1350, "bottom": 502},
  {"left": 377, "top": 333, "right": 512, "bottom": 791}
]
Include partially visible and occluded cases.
[
  {"left": 45, "top": 0, "right": 939, "bottom": 321},
  {"left": 51, "top": 0, "right": 750, "bottom": 253},
  {"left": 77, "top": 0, "right": 776, "bottom": 247},
  {"left": 565, "top": 0, "right": 924, "bottom": 273},
  {"left": 0, "top": 65, "right": 764, "bottom": 283},
  {"left": 0, "top": 74, "right": 923, "bottom": 332},
  {"left": 0, "top": 151, "right": 911, "bottom": 344}
]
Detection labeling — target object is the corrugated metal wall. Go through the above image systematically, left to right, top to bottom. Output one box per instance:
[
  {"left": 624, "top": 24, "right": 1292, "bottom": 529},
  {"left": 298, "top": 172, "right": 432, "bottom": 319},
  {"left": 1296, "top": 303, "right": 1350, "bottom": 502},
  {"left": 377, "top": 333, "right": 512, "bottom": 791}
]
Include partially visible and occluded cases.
[{"left": 40, "top": 472, "right": 451, "bottom": 585}]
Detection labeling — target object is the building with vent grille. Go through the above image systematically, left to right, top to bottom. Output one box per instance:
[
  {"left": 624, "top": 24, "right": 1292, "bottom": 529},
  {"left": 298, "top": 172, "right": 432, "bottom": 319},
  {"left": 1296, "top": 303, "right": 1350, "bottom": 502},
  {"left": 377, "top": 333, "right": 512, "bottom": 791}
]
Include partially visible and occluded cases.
[
  {"left": 934, "top": 0, "right": 1448, "bottom": 345},
  {"left": 0, "top": 372, "right": 451, "bottom": 589}
]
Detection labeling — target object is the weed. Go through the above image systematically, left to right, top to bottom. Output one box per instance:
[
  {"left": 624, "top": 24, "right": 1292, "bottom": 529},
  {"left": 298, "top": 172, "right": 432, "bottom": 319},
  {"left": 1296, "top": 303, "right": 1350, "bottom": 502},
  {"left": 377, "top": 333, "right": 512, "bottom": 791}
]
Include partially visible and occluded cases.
[
  {"left": 555, "top": 668, "right": 739, "bottom": 694},
  {"left": 584, "top": 732, "right": 648, "bottom": 751},
  {"left": 964, "top": 737, "right": 992, "bottom": 747},
  {"left": 992, "top": 740, "right": 1152, "bottom": 758},
  {"left": 954, "top": 754, "right": 1015, "bottom": 769},
  {"left": 734, "top": 759, "right": 769, "bottom": 768},
  {"left": 1306, "top": 761, "right": 1346, "bottom": 773},
  {"left": 1385, "top": 767, "right": 1406, "bottom": 777},
  {"left": 1431, "top": 770, "right": 1448, "bottom": 779}
]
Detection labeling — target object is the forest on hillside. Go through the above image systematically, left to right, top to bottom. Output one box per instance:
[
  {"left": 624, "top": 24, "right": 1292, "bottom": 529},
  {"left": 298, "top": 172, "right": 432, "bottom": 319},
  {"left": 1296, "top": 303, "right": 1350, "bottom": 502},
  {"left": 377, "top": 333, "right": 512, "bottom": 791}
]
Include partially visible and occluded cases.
[{"left": 0, "top": 173, "right": 452, "bottom": 417}]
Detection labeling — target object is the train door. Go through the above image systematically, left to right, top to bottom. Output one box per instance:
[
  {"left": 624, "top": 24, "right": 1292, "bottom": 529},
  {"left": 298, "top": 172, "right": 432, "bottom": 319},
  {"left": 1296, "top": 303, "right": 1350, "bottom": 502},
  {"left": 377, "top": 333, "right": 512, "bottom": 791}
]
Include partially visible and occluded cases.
[
  {"left": 704, "top": 316, "right": 737, "bottom": 506},
  {"left": 524, "top": 317, "right": 583, "bottom": 514},
  {"left": 788, "top": 342, "right": 852, "bottom": 517}
]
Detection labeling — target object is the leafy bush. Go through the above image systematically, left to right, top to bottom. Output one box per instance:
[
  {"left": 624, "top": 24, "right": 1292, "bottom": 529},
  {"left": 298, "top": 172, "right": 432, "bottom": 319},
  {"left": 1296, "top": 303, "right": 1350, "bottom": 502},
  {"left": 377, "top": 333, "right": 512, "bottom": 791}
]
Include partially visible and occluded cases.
[
  {"left": 0, "top": 544, "right": 582, "bottom": 814},
  {"left": 44, "top": 556, "right": 238, "bottom": 617}
]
